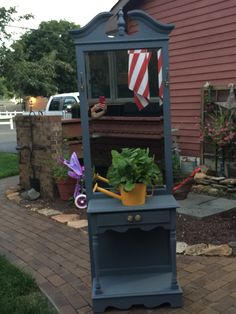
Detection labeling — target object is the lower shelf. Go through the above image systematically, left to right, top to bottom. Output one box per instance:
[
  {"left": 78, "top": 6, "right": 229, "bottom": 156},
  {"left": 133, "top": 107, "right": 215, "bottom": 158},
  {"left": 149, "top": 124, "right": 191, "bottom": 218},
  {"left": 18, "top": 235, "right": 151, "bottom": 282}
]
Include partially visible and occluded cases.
[
  {"left": 95, "top": 271, "right": 175, "bottom": 296},
  {"left": 92, "top": 272, "right": 182, "bottom": 312}
]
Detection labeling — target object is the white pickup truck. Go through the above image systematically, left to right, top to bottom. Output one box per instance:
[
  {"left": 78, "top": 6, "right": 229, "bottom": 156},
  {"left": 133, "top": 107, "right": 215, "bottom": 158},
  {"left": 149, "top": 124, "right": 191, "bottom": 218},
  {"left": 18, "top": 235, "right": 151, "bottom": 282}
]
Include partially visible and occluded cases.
[{"left": 45, "top": 92, "right": 80, "bottom": 118}]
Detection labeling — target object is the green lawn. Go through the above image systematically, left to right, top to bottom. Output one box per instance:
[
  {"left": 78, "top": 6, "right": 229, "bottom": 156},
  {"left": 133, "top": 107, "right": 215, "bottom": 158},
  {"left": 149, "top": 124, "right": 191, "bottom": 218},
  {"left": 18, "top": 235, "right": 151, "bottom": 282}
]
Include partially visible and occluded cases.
[
  {"left": 0, "top": 152, "right": 19, "bottom": 178},
  {"left": 0, "top": 255, "right": 58, "bottom": 314}
]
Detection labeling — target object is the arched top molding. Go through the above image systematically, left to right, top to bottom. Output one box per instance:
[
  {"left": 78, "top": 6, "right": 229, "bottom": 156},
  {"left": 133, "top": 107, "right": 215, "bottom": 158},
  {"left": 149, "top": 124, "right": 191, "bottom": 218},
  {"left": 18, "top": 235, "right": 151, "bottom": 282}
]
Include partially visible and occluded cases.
[{"left": 70, "top": 9, "right": 174, "bottom": 46}]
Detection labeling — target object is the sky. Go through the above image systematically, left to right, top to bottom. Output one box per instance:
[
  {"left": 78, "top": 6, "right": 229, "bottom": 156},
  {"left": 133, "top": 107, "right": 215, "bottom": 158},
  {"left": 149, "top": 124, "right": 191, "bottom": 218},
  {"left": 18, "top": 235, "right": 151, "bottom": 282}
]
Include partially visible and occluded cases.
[{"left": 2, "top": 0, "right": 118, "bottom": 37}]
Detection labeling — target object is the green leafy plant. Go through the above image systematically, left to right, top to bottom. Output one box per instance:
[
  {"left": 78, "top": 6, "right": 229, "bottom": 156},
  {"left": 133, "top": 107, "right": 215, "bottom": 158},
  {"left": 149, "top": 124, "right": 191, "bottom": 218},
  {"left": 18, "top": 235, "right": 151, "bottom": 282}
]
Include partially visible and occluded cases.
[
  {"left": 107, "top": 147, "right": 162, "bottom": 192},
  {"left": 51, "top": 153, "right": 70, "bottom": 181},
  {"left": 51, "top": 162, "right": 68, "bottom": 180}
]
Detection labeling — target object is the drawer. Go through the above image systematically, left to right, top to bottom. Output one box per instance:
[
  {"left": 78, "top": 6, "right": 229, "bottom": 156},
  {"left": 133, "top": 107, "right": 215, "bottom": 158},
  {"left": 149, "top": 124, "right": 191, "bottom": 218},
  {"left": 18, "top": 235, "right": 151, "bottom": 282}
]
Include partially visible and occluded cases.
[{"left": 96, "top": 210, "right": 170, "bottom": 228}]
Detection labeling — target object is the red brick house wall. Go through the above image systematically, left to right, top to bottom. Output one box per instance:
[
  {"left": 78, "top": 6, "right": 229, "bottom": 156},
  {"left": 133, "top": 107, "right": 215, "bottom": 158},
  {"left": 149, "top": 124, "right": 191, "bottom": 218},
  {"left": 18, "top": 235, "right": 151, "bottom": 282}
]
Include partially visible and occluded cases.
[{"left": 114, "top": 0, "right": 236, "bottom": 157}]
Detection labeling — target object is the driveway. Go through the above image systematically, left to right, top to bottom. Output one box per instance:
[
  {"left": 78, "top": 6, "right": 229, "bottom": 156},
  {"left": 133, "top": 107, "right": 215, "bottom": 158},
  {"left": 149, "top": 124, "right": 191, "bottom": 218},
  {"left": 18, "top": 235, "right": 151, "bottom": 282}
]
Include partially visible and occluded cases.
[{"left": 0, "top": 125, "right": 17, "bottom": 153}]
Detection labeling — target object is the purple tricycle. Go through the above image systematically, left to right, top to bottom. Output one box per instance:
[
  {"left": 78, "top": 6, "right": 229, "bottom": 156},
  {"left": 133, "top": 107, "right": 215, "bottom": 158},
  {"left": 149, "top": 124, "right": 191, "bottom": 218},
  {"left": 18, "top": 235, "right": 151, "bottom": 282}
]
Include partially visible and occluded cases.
[{"left": 62, "top": 152, "right": 87, "bottom": 209}]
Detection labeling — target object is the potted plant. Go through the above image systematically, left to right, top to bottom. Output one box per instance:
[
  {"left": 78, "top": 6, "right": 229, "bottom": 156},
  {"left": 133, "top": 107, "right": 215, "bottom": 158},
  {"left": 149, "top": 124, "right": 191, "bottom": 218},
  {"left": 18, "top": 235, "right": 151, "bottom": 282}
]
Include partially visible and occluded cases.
[
  {"left": 106, "top": 147, "right": 162, "bottom": 206},
  {"left": 52, "top": 155, "right": 76, "bottom": 201}
]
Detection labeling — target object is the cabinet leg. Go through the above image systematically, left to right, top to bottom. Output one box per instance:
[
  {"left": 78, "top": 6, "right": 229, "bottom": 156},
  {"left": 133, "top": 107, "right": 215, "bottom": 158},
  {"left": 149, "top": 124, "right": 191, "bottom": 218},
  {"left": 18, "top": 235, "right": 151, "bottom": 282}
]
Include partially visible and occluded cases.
[
  {"left": 170, "top": 230, "right": 178, "bottom": 289},
  {"left": 92, "top": 235, "right": 102, "bottom": 294}
]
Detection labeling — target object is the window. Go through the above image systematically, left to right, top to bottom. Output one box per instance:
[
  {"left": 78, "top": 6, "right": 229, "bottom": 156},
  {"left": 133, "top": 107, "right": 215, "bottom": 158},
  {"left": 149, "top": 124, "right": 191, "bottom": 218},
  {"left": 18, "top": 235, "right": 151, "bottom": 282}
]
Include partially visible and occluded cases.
[
  {"left": 49, "top": 97, "right": 62, "bottom": 111},
  {"left": 63, "top": 97, "right": 77, "bottom": 111}
]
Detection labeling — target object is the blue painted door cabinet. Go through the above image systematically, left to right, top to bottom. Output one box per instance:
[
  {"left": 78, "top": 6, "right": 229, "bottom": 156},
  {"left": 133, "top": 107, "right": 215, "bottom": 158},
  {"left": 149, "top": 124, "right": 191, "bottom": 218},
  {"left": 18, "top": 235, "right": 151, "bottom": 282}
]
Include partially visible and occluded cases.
[{"left": 71, "top": 9, "right": 182, "bottom": 313}]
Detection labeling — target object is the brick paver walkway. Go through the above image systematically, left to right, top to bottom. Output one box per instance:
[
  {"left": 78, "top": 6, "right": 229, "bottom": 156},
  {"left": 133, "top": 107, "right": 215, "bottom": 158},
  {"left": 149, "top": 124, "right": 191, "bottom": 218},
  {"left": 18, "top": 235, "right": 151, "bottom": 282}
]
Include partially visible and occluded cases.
[{"left": 1, "top": 177, "right": 236, "bottom": 314}]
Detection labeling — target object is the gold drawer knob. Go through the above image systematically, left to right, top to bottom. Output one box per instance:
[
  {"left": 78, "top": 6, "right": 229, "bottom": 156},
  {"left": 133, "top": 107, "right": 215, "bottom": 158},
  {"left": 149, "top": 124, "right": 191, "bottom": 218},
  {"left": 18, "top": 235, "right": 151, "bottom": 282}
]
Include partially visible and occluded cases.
[
  {"left": 134, "top": 214, "right": 142, "bottom": 222},
  {"left": 127, "top": 215, "right": 134, "bottom": 223}
]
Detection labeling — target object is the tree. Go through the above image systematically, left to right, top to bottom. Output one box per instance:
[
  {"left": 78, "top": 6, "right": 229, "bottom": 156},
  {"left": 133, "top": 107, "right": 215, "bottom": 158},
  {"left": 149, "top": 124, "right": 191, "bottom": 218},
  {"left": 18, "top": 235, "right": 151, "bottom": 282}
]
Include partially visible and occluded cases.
[
  {"left": 0, "top": 6, "right": 33, "bottom": 97},
  {"left": 0, "top": 7, "right": 32, "bottom": 43},
  {"left": 3, "top": 20, "right": 80, "bottom": 97}
]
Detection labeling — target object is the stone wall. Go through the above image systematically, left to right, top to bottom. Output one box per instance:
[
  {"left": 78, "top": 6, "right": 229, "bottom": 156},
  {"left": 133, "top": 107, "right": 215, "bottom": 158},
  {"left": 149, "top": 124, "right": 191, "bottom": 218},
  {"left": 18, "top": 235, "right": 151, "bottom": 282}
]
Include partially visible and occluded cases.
[
  {"left": 15, "top": 115, "right": 63, "bottom": 199},
  {"left": 193, "top": 173, "right": 236, "bottom": 199}
]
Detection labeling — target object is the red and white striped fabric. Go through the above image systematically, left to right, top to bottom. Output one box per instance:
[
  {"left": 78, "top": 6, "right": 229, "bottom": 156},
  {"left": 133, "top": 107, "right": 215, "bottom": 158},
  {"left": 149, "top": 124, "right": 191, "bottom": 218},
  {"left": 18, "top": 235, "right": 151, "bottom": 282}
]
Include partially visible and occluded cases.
[
  {"left": 128, "top": 49, "right": 152, "bottom": 110},
  {"left": 157, "top": 49, "right": 163, "bottom": 105}
]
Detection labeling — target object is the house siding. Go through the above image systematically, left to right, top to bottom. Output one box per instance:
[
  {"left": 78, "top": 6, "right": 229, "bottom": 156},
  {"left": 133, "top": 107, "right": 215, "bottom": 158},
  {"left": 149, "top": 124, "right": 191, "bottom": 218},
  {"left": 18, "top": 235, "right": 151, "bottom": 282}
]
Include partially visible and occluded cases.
[{"left": 127, "top": 0, "right": 236, "bottom": 157}]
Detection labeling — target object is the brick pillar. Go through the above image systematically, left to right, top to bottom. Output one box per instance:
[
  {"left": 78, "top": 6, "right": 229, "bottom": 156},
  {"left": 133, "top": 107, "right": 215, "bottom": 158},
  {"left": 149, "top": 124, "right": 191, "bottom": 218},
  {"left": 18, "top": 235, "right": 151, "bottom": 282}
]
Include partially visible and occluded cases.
[{"left": 15, "top": 115, "right": 63, "bottom": 199}]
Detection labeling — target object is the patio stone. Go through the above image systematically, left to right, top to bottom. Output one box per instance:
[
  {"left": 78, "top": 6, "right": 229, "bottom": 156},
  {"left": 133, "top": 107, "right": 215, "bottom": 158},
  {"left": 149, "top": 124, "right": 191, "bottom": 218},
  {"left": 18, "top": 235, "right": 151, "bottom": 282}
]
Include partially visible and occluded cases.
[
  {"left": 5, "top": 186, "right": 22, "bottom": 194},
  {"left": 6, "top": 191, "right": 19, "bottom": 198},
  {"left": 6, "top": 192, "right": 21, "bottom": 203},
  {"left": 178, "top": 192, "right": 236, "bottom": 218},
  {"left": 30, "top": 207, "right": 40, "bottom": 212},
  {"left": 37, "top": 208, "right": 61, "bottom": 216},
  {"left": 52, "top": 214, "right": 80, "bottom": 224},
  {"left": 67, "top": 219, "right": 88, "bottom": 229},
  {"left": 177, "top": 241, "right": 188, "bottom": 254},
  {"left": 185, "top": 243, "right": 232, "bottom": 256},
  {"left": 185, "top": 243, "right": 208, "bottom": 256},
  {"left": 203, "top": 244, "right": 232, "bottom": 256}
]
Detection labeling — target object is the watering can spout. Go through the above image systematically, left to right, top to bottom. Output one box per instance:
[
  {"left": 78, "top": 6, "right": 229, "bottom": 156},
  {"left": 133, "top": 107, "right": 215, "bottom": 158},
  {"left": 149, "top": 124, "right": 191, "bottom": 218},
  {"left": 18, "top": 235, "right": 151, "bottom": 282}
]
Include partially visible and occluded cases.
[
  {"left": 93, "top": 174, "right": 146, "bottom": 206},
  {"left": 93, "top": 183, "right": 122, "bottom": 200}
]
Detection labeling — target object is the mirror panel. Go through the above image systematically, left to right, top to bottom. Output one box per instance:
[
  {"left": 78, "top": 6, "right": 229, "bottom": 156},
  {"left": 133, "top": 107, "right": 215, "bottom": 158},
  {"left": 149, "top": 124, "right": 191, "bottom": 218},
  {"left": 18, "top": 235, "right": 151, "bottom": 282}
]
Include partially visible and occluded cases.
[{"left": 84, "top": 49, "right": 166, "bottom": 195}]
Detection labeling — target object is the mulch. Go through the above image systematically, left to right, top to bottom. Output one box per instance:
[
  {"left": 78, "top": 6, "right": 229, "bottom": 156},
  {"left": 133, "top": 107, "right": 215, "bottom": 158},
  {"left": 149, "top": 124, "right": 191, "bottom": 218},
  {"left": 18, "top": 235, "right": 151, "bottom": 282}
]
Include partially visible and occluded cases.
[
  {"left": 20, "top": 194, "right": 236, "bottom": 245},
  {"left": 177, "top": 207, "right": 236, "bottom": 245}
]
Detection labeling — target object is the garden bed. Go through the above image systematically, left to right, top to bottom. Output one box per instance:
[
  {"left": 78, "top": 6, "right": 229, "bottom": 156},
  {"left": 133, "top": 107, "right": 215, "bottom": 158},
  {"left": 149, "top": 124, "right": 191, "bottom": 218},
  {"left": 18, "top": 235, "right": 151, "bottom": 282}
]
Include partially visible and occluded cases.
[
  {"left": 19, "top": 194, "right": 236, "bottom": 246},
  {"left": 177, "top": 207, "right": 236, "bottom": 245}
]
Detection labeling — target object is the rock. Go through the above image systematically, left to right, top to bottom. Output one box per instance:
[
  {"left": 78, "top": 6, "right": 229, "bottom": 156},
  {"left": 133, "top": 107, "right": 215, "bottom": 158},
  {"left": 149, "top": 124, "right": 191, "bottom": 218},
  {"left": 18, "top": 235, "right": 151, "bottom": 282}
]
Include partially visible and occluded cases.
[
  {"left": 194, "top": 173, "right": 207, "bottom": 180},
  {"left": 205, "top": 176, "right": 225, "bottom": 182},
  {"left": 221, "top": 178, "right": 236, "bottom": 185},
  {"left": 194, "top": 179, "right": 212, "bottom": 185},
  {"left": 191, "top": 184, "right": 210, "bottom": 193},
  {"left": 192, "top": 184, "right": 225, "bottom": 196},
  {"left": 211, "top": 184, "right": 227, "bottom": 190},
  {"left": 207, "top": 187, "right": 222, "bottom": 196},
  {"left": 21, "top": 188, "right": 40, "bottom": 201},
  {"left": 28, "top": 188, "right": 40, "bottom": 200},
  {"left": 227, "top": 188, "right": 236, "bottom": 193},
  {"left": 229, "top": 193, "right": 236, "bottom": 199},
  {"left": 37, "top": 208, "right": 61, "bottom": 216},
  {"left": 52, "top": 214, "right": 80, "bottom": 224},
  {"left": 67, "top": 219, "right": 88, "bottom": 229},
  {"left": 176, "top": 242, "right": 188, "bottom": 254},
  {"left": 228, "top": 242, "right": 236, "bottom": 256},
  {"left": 184, "top": 243, "right": 208, "bottom": 256},
  {"left": 185, "top": 243, "right": 232, "bottom": 256},
  {"left": 203, "top": 244, "right": 232, "bottom": 256}
]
